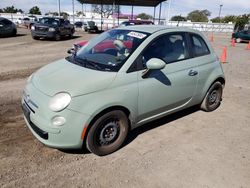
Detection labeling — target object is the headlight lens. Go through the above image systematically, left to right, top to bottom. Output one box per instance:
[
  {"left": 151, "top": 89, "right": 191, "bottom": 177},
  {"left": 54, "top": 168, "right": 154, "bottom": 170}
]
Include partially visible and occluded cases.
[
  {"left": 31, "top": 25, "right": 35, "bottom": 30},
  {"left": 49, "top": 27, "right": 55, "bottom": 32},
  {"left": 27, "top": 74, "right": 33, "bottom": 82},
  {"left": 49, "top": 92, "right": 71, "bottom": 112}
]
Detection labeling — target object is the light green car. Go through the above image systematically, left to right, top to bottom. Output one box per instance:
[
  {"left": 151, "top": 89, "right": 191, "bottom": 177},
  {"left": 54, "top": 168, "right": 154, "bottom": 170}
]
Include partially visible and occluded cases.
[{"left": 22, "top": 26, "right": 225, "bottom": 156}]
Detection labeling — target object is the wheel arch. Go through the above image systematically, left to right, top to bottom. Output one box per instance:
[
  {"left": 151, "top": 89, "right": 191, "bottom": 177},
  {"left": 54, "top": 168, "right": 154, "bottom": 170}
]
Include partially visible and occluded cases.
[{"left": 81, "top": 105, "right": 132, "bottom": 143}]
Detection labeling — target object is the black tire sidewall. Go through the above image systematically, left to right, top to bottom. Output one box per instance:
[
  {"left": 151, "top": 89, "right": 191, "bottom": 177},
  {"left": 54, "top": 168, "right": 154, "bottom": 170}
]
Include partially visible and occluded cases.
[
  {"left": 205, "top": 82, "right": 223, "bottom": 111},
  {"left": 86, "top": 110, "right": 129, "bottom": 156}
]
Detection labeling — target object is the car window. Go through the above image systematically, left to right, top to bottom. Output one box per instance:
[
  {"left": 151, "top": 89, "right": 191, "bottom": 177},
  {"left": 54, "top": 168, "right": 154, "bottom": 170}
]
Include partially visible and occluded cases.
[
  {"left": 142, "top": 33, "right": 189, "bottom": 66},
  {"left": 190, "top": 34, "right": 210, "bottom": 57}
]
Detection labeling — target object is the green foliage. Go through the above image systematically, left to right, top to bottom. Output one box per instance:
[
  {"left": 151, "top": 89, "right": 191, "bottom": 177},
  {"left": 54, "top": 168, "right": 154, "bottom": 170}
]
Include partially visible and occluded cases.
[
  {"left": 92, "top": 4, "right": 120, "bottom": 18},
  {"left": 3, "top": 6, "right": 18, "bottom": 13},
  {"left": 29, "top": 6, "right": 41, "bottom": 15},
  {"left": 0, "top": 9, "right": 3, "bottom": 13},
  {"left": 187, "top": 9, "right": 211, "bottom": 22},
  {"left": 76, "top": 11, "right": 85, "bottom": 17},
  {"left": 137, "top": 13, "right": 153, "bottom": 20},
  {"left": 234, "top": 14, "right": 250, "bottom": 31},
  {"left": 171, "top": 15, "right": 187, "bottom": 21},
  {"left": 223, "top": 15, "right": 237, "bottom": 23},
  {"left": 210, "top": 17, "right": 221, "bottom": 23}
]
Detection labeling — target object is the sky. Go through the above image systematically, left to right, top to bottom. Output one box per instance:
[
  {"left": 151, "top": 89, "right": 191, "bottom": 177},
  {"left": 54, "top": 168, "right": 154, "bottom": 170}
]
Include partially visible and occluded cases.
[{"left": 1, "top": 0, "right": 250, "bottom": 19}]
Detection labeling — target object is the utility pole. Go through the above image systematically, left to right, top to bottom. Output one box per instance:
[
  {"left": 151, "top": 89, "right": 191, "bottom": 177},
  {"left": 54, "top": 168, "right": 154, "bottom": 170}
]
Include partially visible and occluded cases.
[
  {"left": 58, "top": 0, "right": 61, "bottom": 17},
  {"left": 72, "top": 0, "right": 75, "bottom": 24},
  {"left": 166, "top": 0, "right": 172, "bottom": 25},
  {"left": 218, "top": 4, "right": 223, "bottom": 31}
]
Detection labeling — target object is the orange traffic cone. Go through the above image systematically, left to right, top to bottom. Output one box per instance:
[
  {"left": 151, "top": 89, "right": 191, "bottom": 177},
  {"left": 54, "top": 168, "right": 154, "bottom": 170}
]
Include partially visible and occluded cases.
[
  {"left": 210, "top": 33, "right": 214, "bottom": 42},
  {"left": 231, "top": 38, "right": 236, "bottom": 47},
  {"left": 246, "top": 41, "right": 250, "bottom": 50},
  {"left": 220, "top": 46, "right": 227, "bottom": 63}
]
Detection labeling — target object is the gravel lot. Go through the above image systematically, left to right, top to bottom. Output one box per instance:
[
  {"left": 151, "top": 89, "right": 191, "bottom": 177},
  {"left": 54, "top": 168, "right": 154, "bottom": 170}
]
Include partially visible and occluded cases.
[{"left": 0, "top": 28, "right": 250, "bottom": 188}]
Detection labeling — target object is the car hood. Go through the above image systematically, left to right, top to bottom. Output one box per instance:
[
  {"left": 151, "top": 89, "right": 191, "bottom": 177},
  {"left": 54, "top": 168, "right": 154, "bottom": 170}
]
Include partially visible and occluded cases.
[{"left": 32, "top": 59, "right": 117, "bottom": 97}]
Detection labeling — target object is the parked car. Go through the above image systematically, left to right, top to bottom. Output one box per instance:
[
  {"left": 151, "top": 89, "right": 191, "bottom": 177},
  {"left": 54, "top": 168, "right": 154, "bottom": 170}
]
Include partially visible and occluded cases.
[
  {"left": 22, "top": 16, "right": 38, "bottom": 29},
  {"left": 0, "top": 17, "right": 17, "bottom": 37},
  {"left": 31, "top": 17, "right": 75, "bottom": 40},
  {"left": 119, "top": 20, "right": 154, "bottom": 27},
  {"left": 74, "top": 21, "right": 85, "bottom": 28},
  {"left": 84, "top": 21, "right": 98, "bottom": 33},
  {"left": 22, "top": 26, "right": 225, "bottom": 156},
  {"left": 232, "top": 28, "right": 250, "bottom": 43}
]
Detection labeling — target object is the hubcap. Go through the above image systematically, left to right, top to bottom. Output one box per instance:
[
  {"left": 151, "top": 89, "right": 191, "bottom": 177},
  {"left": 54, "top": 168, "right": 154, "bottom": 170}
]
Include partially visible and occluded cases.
[
  {"left": 208, "top": 90, "right": 218, "bottom": 105},
  {"left": 99, "top": 120, "right": 120, "bottom": 146}
]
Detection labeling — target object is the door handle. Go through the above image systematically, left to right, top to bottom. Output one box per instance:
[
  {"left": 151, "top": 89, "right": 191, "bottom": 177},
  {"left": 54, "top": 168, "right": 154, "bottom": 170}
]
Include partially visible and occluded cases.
[{"left": 188, "top": 70, "right": 198, "bottom": 76}]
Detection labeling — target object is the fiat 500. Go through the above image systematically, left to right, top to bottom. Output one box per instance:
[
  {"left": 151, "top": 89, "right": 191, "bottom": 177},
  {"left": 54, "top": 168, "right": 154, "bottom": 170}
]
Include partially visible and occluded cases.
[{"left": 22, "top": 26, "right": 225, "bottom": 156}]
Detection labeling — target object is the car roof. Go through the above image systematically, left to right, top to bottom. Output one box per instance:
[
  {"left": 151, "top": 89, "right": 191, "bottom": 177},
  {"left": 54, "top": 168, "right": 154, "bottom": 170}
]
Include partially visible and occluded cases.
[{"left": 117, "top": 25, "right": 199, "bottom": 34}]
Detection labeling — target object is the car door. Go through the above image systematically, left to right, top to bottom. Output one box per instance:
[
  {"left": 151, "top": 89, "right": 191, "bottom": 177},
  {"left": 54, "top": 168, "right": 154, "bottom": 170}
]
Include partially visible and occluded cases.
[
  {"left": 0, "top": 19, "right": 12, "bottom": 35},
  {"left": 136, "top": 32, "right": 198, "bottom": 124}
]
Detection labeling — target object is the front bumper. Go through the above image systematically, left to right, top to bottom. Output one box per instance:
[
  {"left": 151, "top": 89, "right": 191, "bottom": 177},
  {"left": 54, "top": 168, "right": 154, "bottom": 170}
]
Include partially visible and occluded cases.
[
  {"left": 31, "top": 30, "right": 57, "bottom": 39},
  {"left": 22, "top": 82, "right": 91, "bottom": 149}
]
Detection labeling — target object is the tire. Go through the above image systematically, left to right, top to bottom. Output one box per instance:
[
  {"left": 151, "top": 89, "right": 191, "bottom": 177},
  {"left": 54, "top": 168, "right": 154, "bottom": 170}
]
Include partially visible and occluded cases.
[
  {"left": 12, "top": 29, "right": 17, "bottom": 37},
  {"left": 55, "top": 33, "right": 61, "bottom": 41},
  {"left": 32, "top": 36, "right": 39, "bottom": 40},
  {"left": 235, "top": 38, "right": 241, "bottom": 43},
  {"left": 201, "top": 81, "right": 223, "bottom": 112},
  {"left": 86, "top": 110, "right": 129, "bottom": 156}
]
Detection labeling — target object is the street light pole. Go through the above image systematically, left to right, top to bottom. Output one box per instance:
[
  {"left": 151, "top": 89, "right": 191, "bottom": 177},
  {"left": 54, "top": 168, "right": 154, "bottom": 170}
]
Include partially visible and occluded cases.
[
  {"left": 58, "top": 0, "right": 61, "bottom": 17},
  {"left": 72, "top": 0, "right": 75, "bottom": 24},
  {"left": 166, "top": 0, "right": 172, "bottom": 25},
  {"left": 218, "top": 4, "right": 223, "bottom": 31}
]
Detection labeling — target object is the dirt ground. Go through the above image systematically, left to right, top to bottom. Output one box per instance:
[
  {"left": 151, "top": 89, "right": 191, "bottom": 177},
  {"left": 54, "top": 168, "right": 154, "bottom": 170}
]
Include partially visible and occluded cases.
[{"left": 0, "top": 28, "right": 250, "bottom": 188}]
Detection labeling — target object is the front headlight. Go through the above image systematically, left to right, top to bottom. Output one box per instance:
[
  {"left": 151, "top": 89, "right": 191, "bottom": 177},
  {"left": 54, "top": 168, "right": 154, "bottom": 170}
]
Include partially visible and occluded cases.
[
  {"left": 31, "top": 25, "right": 35, "bottom": 30},
  {"left": 49, "top": 27, "right": 55, "bottom": 32},
  {"left": 27, "top": 74, "right": 33, "bottom": 83},
  {"left": 49, "top": 92, "right": 71, "bottom": 112}
]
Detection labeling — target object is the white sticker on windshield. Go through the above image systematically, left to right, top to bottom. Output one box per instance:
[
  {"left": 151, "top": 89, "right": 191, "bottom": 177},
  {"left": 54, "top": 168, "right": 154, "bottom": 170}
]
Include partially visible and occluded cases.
[{"left": 127, "top": 32, "right": 147, "bottom": 39}]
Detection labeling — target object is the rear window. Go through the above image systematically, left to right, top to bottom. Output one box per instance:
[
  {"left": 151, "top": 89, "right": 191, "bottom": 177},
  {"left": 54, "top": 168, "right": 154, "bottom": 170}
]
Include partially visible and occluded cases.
[{"left": 190, "top": 34, "right": 210, "bottom": 57}]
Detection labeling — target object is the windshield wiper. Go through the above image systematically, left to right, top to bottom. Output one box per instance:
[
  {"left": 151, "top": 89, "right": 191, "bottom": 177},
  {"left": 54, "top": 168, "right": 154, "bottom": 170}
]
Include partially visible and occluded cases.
[{"left": 74, "top": 56, "right": 102, "bottom": 71}]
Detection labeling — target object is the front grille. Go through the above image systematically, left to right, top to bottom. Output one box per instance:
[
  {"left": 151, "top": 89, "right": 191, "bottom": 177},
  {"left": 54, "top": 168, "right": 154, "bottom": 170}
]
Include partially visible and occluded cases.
[{"left": 36, "top": 26, "right": 48, "bottom": 32}]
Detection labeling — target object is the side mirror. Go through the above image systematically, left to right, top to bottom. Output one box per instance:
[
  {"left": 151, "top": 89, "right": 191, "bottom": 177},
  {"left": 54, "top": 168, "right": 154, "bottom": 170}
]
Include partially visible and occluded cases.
[
  {"left": 67, "top": 48, "right": 76, "bottom": 55},
  {"left": 142, "top": 58, "right": 166, "bottom": 78}
]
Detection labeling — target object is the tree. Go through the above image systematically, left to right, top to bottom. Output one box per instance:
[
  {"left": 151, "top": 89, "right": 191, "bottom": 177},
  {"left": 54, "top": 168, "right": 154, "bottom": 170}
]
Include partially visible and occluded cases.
[
  {"left": 92, "top": 4, "right": 120, "bottom": 18},
  {"left": 3, "top": 6, "right": 18, "bottom": 13},
  {"left": 29, "top": 6, "right": 41, "bottom": 15},
  {"left": 0, "top": 9, "right": 3, "bottom": 13},
  {"left": 187, "top": 9, "right": 211, "bottom": 22},
  {"left": 76, "top": 11, "right": 85, "bottom": 17},
  {"left": 61, "top": 12, "right": 69, "bottom": 19},
  {"left": 137, "top": 13, "right": 153, "bottom": 20},
  {"left": 234, "top": 14, "right": 250, "bottom": 31},
  {"left": 171, "top": 15, "right": 187, "bottom": 21},
  {"left": 223, "top": 15, "right": 236, "bottom": 23},
  {"left": 210, "top": 17, "right": 221, "bottom": 23}
]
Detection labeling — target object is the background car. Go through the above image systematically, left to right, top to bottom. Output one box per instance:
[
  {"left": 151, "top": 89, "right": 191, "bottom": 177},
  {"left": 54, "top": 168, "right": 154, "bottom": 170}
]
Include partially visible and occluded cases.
[
  {"left": 0, "top": 17, "right": 17, "bottom": 37},
  {"left": 31, "top": 17, "right": 75, "bottom": 40},
  {"left": 119, "top": 20, "right": 154, "bottom": 27},
  {"left": 74, "top": 21, "right": 85, "bottom": 28},
  {"left": 84, "top": 21, "right": 99, "bottom": 33},
  {"left": 232, "top": 28, "right": 250, "bottom": 43}
]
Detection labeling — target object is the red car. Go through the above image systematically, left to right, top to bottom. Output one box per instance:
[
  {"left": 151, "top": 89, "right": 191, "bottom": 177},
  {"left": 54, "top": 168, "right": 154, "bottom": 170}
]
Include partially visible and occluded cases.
[{"left": 71, "top": 39, "right": 133, "bottom": 54}]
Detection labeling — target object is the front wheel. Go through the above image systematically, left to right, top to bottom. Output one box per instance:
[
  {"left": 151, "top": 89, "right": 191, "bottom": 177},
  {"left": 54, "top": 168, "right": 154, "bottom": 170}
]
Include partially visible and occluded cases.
[
  {"left": 55, "top": 33, "right": 61, "bottom": 41},
  {"left": 201, "top": 81, "right": 223, "bottom": 112},
  {"left": 86, "top": 110, "right": 129, "bottom": 156}
]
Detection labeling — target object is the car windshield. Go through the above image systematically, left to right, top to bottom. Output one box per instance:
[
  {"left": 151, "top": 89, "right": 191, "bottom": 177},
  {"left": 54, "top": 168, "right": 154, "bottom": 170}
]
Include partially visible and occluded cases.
[
  {"left": 39, "top": 18, "right": 60, "bottom": 26},
  {"left": 68, "top": 29, "right": 150, "bottom": 72}
]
